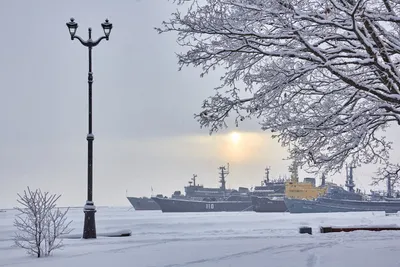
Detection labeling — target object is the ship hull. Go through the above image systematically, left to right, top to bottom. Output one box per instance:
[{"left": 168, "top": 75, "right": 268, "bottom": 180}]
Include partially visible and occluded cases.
[
  {"left": 251, "top": 196, "right": 288, "bottom": 212},
  {"left": 127, "top": 197, "right": 160, "bottom": 211},
  {"left": 151, "top": 197, "right": 253, "bottom": 212},
  {"left": 284, "top": 197, "right": 400, "bottom": 214}
]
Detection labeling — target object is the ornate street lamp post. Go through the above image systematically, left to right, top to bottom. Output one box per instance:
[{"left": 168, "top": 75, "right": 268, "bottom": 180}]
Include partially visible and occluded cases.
[{"left": 66, "top": 18, "right": 113, "bottom": 239}]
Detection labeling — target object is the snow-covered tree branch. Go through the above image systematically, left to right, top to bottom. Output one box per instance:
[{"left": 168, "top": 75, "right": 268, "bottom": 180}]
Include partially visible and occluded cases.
[
  {"left": 157, "top": 0, "right": 400, "bottom": 175},
  {"left": 372, "top": 162, "right": 400, "bottom": 187},
  {"left": 13, "top": 187, "right": 72, "bottom": 258}
]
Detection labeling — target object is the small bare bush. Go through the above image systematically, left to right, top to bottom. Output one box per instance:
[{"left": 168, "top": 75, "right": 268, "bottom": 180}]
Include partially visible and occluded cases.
[{"left": 13, "top": 187, "right": 73, "bottom": 257}]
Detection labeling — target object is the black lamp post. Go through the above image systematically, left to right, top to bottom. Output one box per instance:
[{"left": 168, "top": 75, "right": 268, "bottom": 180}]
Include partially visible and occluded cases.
[{"left": 66, "top": 17, "right": 113, "bottom": 239}]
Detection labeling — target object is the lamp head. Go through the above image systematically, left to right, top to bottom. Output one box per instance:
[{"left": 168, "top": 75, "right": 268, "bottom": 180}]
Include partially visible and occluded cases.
[
  {"left": 66, "top": 18, "right": 78, "bottom": 40},
  {"left": 101, "top": 19, "right": 113, "bottom": 40}
]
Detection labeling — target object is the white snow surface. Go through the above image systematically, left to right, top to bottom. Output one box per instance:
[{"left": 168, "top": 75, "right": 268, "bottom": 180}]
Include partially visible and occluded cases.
[{"left": 1, "top": 207, "right": 400, "bottom": 267}]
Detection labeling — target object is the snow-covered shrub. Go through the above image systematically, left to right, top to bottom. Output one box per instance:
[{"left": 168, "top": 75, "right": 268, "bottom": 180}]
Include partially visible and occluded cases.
[{"left": 13, "top": 187, "right": 73, "bottom": 258}]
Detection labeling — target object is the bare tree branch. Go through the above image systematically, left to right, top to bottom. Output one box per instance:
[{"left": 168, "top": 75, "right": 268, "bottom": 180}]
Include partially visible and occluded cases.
[
  {"left": 157, "top": 0, "right": 400, "bottom": 176},
  {"left": 372, "top": 162, "right": 400, "bottom": 186}
]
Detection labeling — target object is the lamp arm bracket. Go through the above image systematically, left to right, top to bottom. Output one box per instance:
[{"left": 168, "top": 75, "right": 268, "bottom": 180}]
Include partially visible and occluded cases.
[
  {"left": 72, "top": 35, "right": 108, "bottom": 48},
  {"left": 72, "top": 35, "right": 89, "bottom": 47},
  {"left": 92, "top": 36, "right": 108, "bottom": 47}
]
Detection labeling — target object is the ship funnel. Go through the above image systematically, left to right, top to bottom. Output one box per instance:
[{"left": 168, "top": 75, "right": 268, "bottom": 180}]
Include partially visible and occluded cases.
[{"left": 321, "top": 173, "right": 326, "bottom": 187}]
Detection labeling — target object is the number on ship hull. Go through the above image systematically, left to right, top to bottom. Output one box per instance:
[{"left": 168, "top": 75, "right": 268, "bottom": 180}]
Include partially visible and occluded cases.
[{"left": 205, "top": 203, "right": 215, "bottom": 210}]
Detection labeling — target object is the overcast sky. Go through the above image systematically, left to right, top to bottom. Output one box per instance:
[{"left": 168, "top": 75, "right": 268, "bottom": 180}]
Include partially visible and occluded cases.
[{"left": 0, "top": 0, "right": 399, "bottom": 209}]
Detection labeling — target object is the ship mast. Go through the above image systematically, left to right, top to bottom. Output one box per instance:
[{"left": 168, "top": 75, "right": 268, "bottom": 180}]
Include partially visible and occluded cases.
[
  {"left": 289, "top": 161, "right": 299, "bottom": 183},
  {"left": 219, "top": 163, "right": 229, "bottom": 191},
  {"left": 345, "top": 165, "right": 356, "bottom": 193},
  {"left": 264, "top": 166, "right": 270, "bottom": 184},
  {"left": 188, "top": 174, "right": 198, "bottom": 187},
  {"left": 192, "top": 174, "right": 197, "bottom": 187},
  {"left": 387, "top": 175, "right": 392, "bottom": 198}
]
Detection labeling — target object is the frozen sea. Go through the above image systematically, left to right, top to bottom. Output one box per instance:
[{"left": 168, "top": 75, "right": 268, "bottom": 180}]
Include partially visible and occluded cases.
[{"left": 1, "top": 207, "right": 400, "bottom": 267}]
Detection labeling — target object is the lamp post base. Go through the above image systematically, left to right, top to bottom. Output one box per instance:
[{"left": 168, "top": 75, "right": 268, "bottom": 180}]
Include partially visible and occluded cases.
[{"left": 83, "top": 201, "right": 97, "bottom": 239}]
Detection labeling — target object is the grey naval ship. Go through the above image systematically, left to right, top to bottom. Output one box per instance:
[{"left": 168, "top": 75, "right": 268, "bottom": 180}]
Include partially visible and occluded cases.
[
  {"left": 152, "top": 164, "right": 254, "bottom": 212},
  {"left": 126, "top": 166, "right": 242, "bottom": 211},
  {"left": 284, "top": 166, "right": 400, "bottom": 214},
  {"left": 251, "top": 167, "right": 288, "bottom": 212},
  {"left": 126, "top": 196, "right": 161, "bottom": 211}
]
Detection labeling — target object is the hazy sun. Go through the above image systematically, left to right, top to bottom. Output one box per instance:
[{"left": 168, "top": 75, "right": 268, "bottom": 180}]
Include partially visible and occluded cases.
[{"left": 230, "top": 131, "right": 241, "bottom": 144}]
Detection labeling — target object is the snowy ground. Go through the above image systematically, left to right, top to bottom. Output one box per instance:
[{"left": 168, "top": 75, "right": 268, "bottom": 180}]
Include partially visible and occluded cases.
[{"left": 1, "top": 207, "right": 400, "bottom": 267}]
